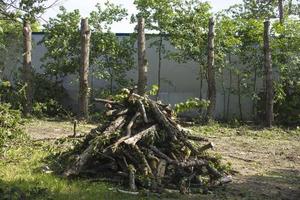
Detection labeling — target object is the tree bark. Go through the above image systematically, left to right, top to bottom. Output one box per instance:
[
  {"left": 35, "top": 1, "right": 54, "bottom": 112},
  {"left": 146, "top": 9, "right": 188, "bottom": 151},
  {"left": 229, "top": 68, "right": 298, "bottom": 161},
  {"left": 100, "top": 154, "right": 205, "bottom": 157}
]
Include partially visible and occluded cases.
[
  {"left": 278, "top": 0, "right": 284, "bottom": 24},
  {"left": 137, "top": 17, "right": 147, "bottom": 96},
  {"left": 206, "top": 17, "right": 216, "bottom": 120},
  {"left": 79, "top": 18, "right": 91, "bottom": 120},
  {"left": 22, "top": 20, "right": 33, "bottom": 116},
  {"left": 264, "top": 20, "right": 274, "bottom": 127},
  {"left": 156, "top": 34, "right": 163, "bottom": 100},
  {"left": 199, "top": 65, "right": 203, "bottom": 100},
  {"left": 252, "top": 67, "right": 257, "bottom": 121},
  {"left": 226, "top": 68, "right": 232, "bottom": 121},
  {"left": 221, "top": 69, "right": 226, "bottom": 120},
  {"left": 237, "top": 73, "right": 243, "bottom": 121}
]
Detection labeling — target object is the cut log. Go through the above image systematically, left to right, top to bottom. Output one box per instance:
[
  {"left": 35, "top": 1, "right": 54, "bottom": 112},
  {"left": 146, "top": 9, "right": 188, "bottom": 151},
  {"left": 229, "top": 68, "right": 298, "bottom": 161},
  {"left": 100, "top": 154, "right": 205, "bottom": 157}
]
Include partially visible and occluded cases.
[
  {"left": 94, "top": 98, "right": 123, "bottom": 106},
  {"left": 138, "top": 100, "right": 149, "bottom": 123},
  {"left": 148, "top": 100, "right": 199, "bottom": 155},
  {"left": 107, "top": 112, "right": 141, "bottom": 152},
  {"left": 64, "top": 116, "right": 126, "bottom": 177},
  {"left": 124, "top": 125, "right": 158, "bottom": 145},
  {"left": 198, "top": 142, "right": 214, "bottom": 153},
  {"left": 128, "top": 165, "right": 137, "bottom": 191}
]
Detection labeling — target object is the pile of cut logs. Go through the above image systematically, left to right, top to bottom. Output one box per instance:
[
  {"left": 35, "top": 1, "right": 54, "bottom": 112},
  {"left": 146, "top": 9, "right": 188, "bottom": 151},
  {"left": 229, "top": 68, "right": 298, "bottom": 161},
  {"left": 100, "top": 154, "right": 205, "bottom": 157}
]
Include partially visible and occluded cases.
[{"left": 63, "top": 89, "right": 231, "bottom": 194}]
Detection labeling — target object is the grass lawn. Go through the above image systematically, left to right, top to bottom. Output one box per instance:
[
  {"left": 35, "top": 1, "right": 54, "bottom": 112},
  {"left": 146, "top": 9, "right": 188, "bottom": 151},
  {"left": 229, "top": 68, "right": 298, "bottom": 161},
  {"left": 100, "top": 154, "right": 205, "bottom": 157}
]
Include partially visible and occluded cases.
[{"left": 0, "top": 119, "right": 299, "bottom": 199}]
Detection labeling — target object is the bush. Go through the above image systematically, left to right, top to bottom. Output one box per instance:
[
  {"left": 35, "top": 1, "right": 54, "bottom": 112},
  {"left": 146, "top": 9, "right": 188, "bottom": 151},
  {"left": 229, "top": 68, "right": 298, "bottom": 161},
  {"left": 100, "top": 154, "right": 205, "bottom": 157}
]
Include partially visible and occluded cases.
[
  {"left": 32, "top": 73, "right": 73, "bottom": 118},
  {"left": 0, "top": 80, "right": 24, "bottom": 109},
  {"left": 274, "top": 84, "right": 300, "bottom": 126},
  {"left": 174, "top": 98, "right": 209, "bottom": 115},
  {"left": 33, "top": 99, "right": 72, "bottom": 118},
  {"left": 0, "top": 103, "right": 27, "bottom": 153}
]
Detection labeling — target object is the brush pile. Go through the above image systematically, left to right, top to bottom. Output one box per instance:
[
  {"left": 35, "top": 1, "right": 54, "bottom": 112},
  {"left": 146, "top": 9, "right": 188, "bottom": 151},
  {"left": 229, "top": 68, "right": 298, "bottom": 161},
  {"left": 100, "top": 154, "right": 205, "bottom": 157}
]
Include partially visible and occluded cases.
[{"left": 63, "top": 89, "right": 231, "bottom": 194}]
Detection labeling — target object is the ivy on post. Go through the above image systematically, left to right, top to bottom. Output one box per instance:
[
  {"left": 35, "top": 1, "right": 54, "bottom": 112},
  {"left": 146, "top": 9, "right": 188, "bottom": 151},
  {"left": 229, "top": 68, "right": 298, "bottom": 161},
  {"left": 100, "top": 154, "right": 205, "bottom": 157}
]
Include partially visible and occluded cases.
[
  {"left": 137, "top": 16, "right": 147, "bottom": 96},
  {"left": 206, "top": 17, "right": 216, "bottom": 121},
  {"left": 79, "top": 18, "right": 91, "bottom": 120},
  {"left": 22, "top": 20, "right": 33, "bottom": 116},
  {"left": 264, "top": 20, "right": 274, "bottom": 127}
]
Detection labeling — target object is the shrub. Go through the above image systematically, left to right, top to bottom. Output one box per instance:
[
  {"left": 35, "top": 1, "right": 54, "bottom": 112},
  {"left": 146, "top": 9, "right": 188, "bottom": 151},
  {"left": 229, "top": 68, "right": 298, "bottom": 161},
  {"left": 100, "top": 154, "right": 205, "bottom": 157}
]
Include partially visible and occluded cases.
[
  {"left": 174, "top": 98, "right": 209, "bottom": 115},
  {"left": 0, "top": 103, "right": 27, "bottom": 153}
]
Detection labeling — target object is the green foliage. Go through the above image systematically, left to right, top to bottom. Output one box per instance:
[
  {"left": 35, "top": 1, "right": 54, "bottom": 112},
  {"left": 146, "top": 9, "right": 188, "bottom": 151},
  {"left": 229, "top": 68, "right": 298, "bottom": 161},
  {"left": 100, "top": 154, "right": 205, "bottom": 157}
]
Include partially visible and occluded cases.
[
  {"left": 1, "top": 0, "right": 49, "bottom": 22},
  {"left": 166, "top": 0, "right": 211, "bottom": 64},
  {"left": 89, "top": 2, "right": 135, "bottom": 92},
  {"left": 89, "top": 2, "right": 127, "bottom": 31},
  {"left": 41, "top": 3, "right": 134, "bottom": 92},
  {"left": 41, "top": 7, "right": 81, "bottom": 79},
  {"left": 271, "top": 19, "right": 300, "bottom": 125},
  {"left": 1, "top": 72, "right": 71, "bottom": 118},
  {"left": 32, "top": 73, "right": 67, "bottom": 103},
  {"left": 0, "top": 79, "right": 26, "bottom": 110},
  {"left": 274, "top": 83, "right": 300, "bottom": 126},
  {"left": 147, "top": 84, "right": 159, "bottom": 96},
  {"left": 111, "top": 88, "right": 130, "bottom": 102},
  {"left": 174, "top": 98, "right": 209, "bottom": 114},
  {"left": 33, "top": 99, "right": 71, "bottom": 119},
  {"left": 0, "top": 103, "right": 27, "bottom": 154}
]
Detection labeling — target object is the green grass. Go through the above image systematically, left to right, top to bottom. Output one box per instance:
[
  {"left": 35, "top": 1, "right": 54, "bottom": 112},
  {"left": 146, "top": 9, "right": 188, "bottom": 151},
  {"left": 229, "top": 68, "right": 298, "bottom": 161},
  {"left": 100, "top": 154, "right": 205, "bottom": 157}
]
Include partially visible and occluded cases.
[
  {"left": 191, "top": 122, "right": 300, "bottom": 140},
  {"left": 0, "top": 141, "right": 149, "bottom": 200}
]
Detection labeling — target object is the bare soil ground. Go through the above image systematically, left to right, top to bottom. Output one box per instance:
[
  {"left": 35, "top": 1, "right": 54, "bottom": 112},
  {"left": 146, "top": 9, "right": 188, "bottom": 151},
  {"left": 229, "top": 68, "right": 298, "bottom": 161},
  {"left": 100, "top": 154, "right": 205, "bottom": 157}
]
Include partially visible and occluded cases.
[
  {"left": 25, "top": 119, "right": 97, "bottom": 140},
  {"left": 24, "top": 120, "right": 300, "bottom": 200},
  {"left": 192, "top": 125, "right": 300, "bottom": 200}
]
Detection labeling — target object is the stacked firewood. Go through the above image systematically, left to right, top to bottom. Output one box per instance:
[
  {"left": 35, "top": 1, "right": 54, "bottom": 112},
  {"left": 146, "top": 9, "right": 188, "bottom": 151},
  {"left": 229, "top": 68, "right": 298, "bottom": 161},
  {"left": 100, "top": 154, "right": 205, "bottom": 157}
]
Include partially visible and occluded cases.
[{"left": 63, "top": 90, "right": 231, "bottom": 194}]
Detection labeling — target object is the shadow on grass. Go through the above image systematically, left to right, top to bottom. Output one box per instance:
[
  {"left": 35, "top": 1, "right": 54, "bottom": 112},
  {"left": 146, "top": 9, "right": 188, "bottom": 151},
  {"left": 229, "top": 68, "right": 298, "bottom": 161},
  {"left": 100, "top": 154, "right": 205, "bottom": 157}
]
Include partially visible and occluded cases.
[
  {"left": 1, "top": 168, "right": 299, "bottom": 199},
  {"left": 0, "top": 178, "right": 142, "bottom": 200}
]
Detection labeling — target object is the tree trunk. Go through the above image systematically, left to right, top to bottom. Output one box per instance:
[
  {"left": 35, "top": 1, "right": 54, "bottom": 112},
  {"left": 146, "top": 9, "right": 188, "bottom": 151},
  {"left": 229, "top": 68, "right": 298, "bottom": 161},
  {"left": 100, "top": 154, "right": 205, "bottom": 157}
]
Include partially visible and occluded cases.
[
  {"left": 278, "top": 0, "right": 284, "bottom": 24},
  {"left": 137, "top": 17, "right": 147, "bottom": 96},
  {"left": 206, "top": 17, "right": 216, "bottom": 120},
  {"left": 79, "top": 18, "right": 91, "bottom": 120},
  {"left": 264, "top": 20, "right": 274, "bottom": 127},
  {"left": 22, "top": 21, "right": 33, "bottom": 116},
  {"left": 156, "top": 34, "right": 163, "bottom": 100},
  {"left": 226, "top": 54, "right": 232, "bottom": 121},
  {"left": 199, "top": 65, "right": 203, "bottom": 100},
  {"left": 252, "top": 67, "right": 257, "bottom": 121},
  {"left": 221, "top": 69, "right": 226, "bottom": 120},
  {"left": 226, "top": 69, "right": 232, "bottom": 121},
  {"left": 237, "top": 73, "right": 243, "bottom": 121}
]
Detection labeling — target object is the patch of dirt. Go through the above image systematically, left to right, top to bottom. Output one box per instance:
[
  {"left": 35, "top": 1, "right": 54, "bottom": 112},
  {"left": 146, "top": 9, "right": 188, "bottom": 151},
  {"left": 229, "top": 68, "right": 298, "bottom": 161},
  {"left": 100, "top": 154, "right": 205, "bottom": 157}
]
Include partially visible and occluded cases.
[
  {"left": 24, "top": 119, "right": 97, "bottom": 140},
  {"left": 209, "top": 135, "right": 300, "bottom": 200}
]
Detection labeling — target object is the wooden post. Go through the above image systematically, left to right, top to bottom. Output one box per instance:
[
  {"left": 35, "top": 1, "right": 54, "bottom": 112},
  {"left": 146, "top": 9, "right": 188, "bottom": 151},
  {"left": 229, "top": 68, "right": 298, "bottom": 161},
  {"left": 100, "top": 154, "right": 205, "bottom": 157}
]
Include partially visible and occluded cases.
[
  {"left": 278, "top": 0, "right": 284, "bottom": 24},
  {"left": 137, "top": 17, "right": 147, "bottom": 96},
  {"left": 206, "top": 17, "right": 216, "bottom": 120},
  {"left": 79, "top": 18, "right": 91, "bottom": 119},
  {"left": 22, "top": 20, "right": 33, "bottom": 116},
  {"left": 264, "top": 20, "right": 274, "bottom": 127}
]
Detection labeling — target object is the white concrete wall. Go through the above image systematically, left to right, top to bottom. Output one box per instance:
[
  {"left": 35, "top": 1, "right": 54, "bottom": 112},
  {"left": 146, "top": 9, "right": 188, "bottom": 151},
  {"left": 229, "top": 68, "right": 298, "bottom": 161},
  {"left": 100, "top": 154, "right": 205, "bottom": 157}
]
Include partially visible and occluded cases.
[{"left": 3, "top": 33, "right": 265, "bottom": 119}]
